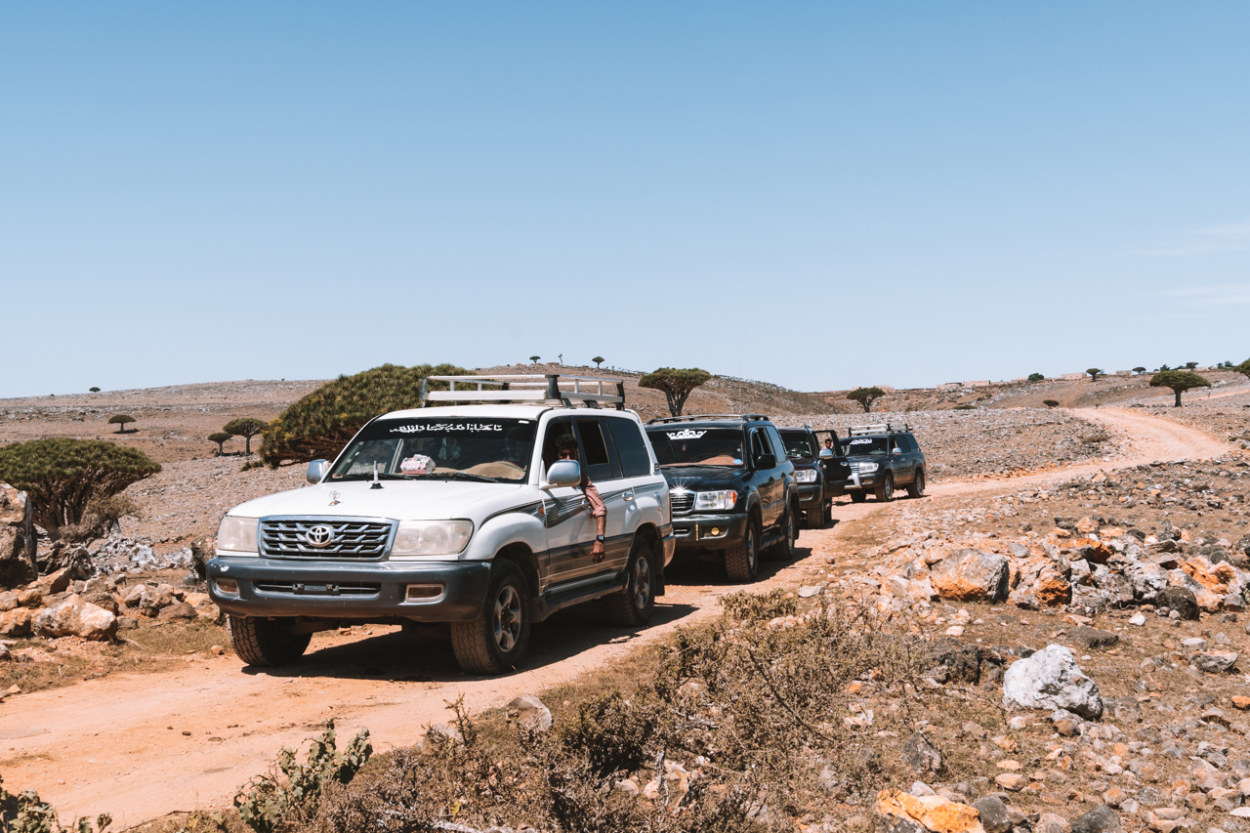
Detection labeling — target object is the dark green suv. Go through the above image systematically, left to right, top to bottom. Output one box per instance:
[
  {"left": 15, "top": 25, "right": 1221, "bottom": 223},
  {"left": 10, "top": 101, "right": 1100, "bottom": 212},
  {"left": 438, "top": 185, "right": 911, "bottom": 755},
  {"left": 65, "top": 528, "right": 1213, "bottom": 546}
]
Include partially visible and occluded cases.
[{"left": 842, "top": 424, "right": 927, "bottom": 503}]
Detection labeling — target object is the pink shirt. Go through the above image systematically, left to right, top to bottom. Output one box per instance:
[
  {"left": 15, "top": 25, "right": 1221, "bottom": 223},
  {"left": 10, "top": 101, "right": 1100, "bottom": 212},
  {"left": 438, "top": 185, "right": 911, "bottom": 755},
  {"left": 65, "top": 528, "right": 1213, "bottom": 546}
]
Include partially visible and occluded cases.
[{"left": 582, "top": 477, "right": 606, "bottom": 518}]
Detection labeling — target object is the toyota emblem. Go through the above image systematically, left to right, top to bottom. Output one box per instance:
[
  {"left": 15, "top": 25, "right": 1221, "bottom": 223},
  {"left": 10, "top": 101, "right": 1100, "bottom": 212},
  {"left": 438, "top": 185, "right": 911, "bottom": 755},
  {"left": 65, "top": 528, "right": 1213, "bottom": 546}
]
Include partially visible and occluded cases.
[{"left": 304, "top": 525, "right": 335, "bottom": 548}]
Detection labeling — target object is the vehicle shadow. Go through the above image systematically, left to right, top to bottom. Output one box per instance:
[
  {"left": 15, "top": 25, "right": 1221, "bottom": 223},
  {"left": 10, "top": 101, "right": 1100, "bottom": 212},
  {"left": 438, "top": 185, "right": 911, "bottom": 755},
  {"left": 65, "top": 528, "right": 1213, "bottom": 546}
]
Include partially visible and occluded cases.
[
  {"left": 662, "top": 544, "right": 818, "bottom": 588},
  {"left": 240, "top": 600, "right": 699, "bottom": 683}
]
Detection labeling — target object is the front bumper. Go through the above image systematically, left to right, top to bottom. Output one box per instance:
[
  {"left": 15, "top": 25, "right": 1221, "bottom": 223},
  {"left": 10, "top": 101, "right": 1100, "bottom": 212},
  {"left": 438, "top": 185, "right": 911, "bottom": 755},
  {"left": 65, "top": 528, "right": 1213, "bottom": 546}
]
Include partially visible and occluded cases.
[
  {"left": 797, "top": 483, "right": 824, "bottom": 508},
  {"left": 670, "top": 512, "right": 749, "bottom": 552},
  {"left": 207, "top": 556, "right": 491, "bottom": 622}
]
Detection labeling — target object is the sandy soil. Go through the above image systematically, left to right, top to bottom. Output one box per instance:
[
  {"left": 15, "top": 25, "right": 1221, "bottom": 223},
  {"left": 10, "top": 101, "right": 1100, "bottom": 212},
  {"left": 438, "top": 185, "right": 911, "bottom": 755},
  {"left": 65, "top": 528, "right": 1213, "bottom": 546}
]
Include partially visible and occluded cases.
[{"left": 0, "top": 407, "right": 1236, "bottom": 827}]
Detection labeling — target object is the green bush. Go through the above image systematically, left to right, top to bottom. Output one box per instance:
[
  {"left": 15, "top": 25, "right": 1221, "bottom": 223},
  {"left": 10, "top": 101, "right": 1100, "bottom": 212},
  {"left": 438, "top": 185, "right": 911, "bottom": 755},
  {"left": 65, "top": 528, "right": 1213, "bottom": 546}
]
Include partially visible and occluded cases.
[
  {"left": 259, "top": 364, "right": 469, "bottom": 467},
  {"left": 1027, "top": 373, "right": 1044, "bottom": 382},
  {"left": 1042, "top": 399, "right": 1060, "bottom": 408},
  {"left": 953, "top": 404, "right": 976, "bottom": 410},
  {"left": 209, "top": 432, "right": 232, "bottom": 456},
  {"left": 0, "top": 439, "right": 160, "bottom": 540}
]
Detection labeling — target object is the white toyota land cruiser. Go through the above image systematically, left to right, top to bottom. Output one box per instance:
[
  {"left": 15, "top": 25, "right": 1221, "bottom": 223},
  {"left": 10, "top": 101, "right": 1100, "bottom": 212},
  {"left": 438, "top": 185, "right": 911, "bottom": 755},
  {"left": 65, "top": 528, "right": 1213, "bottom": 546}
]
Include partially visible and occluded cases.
[{"left": 208, "top": 375, "right": 674, "bottom": 675}]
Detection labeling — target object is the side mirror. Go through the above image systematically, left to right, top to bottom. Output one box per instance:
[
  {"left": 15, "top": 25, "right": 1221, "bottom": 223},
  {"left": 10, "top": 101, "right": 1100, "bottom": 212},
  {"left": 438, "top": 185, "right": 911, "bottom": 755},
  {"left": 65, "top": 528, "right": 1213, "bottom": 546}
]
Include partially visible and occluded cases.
[
  {"left": 818, "top": 448, "right": 834, "bottom": 459},
  {"left": 893, "top": 449, "right": 903, "bottom": 455},
  {"left": 754, "top": 453, "right": 776, "bottom": 470},
  {"left": 307, "top": 459, "right": 328, "bottom": 484},
  {"left": 545, "top": 459, "right": 582, "bottom": 488}
]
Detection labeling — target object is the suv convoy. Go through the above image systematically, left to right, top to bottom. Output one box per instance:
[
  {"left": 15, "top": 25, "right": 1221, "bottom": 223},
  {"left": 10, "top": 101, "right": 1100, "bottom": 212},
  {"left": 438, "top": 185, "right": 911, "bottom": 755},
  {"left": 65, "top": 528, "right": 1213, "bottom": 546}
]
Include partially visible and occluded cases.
[
  {"left": 208, "top": 375, "right": 674, "bottom": 676},
  {"left": 644, "top": 414, "right": 798, "bottom": 583},
  {"left": 842, "top": 423, "right": 927, "bottom": 503},
  {"left": 777, "top": 426, "right": 851, "bottom": 528}
]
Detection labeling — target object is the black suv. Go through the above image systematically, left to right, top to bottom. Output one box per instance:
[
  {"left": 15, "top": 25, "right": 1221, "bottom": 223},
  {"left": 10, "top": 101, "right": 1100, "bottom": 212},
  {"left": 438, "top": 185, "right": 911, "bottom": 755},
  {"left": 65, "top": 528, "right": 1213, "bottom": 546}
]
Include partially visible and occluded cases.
[
  {"left": 645, "top": 414, "right": 798, "bottom": 583},
  {"left": 842, "top": 424, "right": 927, "bottom": 502},
  {"left": 777, "top": 426, "right": 852, "bottom": 528}
]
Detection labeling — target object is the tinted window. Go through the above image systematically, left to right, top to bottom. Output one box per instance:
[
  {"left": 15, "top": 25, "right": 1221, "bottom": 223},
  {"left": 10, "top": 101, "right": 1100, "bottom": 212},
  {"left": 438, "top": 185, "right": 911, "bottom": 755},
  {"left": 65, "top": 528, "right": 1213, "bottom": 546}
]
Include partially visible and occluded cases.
[
  {"left": 328, "top": 416, "right": 537, "bottom": 483},
  {"left": 542, "top": 417, "right": 576, "bottom": 470},
  {"left": 576, "top": 418, "right": 619, "bottom": 481},
  {"left": 609, "top": 419, "right": 652, "bottom": 477},
  {"left": 648, "top": 426, "right": 745, "bottom": 467},
  {"left": 765, "top": 426, "right": 787, "bottom": 462},
  {"left": 750, "top": 429, "right": 768, "bottom": 459},
  {"left": 904, "top": 434, "right": 919, "bottom": 453},
  {"left": 844, "top": 436, "right": 888, "bottom": 456}
]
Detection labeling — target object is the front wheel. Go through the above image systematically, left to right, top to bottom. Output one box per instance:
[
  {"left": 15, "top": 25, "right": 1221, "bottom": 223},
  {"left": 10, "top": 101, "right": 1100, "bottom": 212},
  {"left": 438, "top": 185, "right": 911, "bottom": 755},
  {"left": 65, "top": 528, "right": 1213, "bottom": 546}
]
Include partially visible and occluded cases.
[
  {"left": 906, "top": 469, "right": 926, "bottom": 498},
  {"left": 875, "top": 473, "right": 895, "bottom": 502},
  {"left": 850, "top": 491, "right": 868, "bottom": 504},
  {"left": 821, "top": 500, "right": 834, "bottom": 526},
  {"left": 765, "top": 507, "right": 797, "bottom": 560},
  {"left": 725, "top": 520, "right": 760, "bottom": 583},
  {"left": 604, "top": 538, "right": 656, "bottom": 627},
  {"left": 451, "top": 560, "right": 531, "bottom": 675},
  {"left": 228, "top": 616, "right": 311, "bottom": 667}
]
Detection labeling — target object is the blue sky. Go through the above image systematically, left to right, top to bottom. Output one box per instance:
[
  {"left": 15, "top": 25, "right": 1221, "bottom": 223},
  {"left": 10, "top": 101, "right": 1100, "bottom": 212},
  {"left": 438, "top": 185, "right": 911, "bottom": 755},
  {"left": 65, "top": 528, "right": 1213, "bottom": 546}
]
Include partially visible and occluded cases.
[{"left": 2, "top": 3, "right": 1247, "bottom": 398}]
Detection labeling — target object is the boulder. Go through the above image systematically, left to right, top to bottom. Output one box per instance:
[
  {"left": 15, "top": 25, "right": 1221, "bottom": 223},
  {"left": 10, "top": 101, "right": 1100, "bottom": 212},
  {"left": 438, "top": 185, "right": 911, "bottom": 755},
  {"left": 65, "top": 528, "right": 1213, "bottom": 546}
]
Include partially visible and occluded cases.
[
  {"left": 0, "top": 525, "right": 34, "bottom": 589},
  {"left": 929, "top": 549, "right": 1010, "bottom": 603},
  {"left": 1182, "top": 557, "right": 1239, "bottom": 596},
  {"left": 1123, "top": 561, "right": 1168, "bottom": 601},
  {"left": 34, "top": 567, "right": 73, "bottom": 596},
  {"left": 1033, "top": 567, "right": 1072, "bottom": 605},
  {"left": 1157, "top": 587, "right": 1199, "bottom": 620},
  {"left": 16, "top": 588, "right": 41, "bottom": 607},
  {"left": 0, "top": 591, "right": 16, "bottom": 612},
  {"left": 183, "top": 592, "right": 221, "bottom": 621},
  {"left": 33, "top": 594, "right": 118, "bottom": 640},
  {"left": 159, "top": 602, "right": 197, "bottom": 621},
  {"left": 0, "top": 607, "right": 32, "bottom": 637},
  {"left": 1069, "top": 626, "right": 1119, "bottom": 650},
  {"left": 927, "top": 639, "right": 981, "bottom": 684},
  {"left": 1003, "top": 644, "right": 1103, "bottom": 720},
  {"left": 1193, "top": 652, "right": 1239, "bottom": 674},
  {"left": 506, "top": 694, "right": 553, "bottom": 733},
  {"left": 901, "top": 731, "right": 943, "bottom": 777},
  {"left": 875, "top": 789, "right": 985, "bottom": 833},
  {"left": 971, "top": 797, "right": 1011, "bottom": 833},
  {"left": 1070, "top": 805, "right": 1122, "bottom": 833}
]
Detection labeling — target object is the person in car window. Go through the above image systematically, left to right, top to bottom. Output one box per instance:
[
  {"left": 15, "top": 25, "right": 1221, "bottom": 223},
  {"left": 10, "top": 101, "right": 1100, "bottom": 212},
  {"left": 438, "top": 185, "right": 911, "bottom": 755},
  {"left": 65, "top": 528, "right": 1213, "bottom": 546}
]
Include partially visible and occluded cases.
[
  {"left": 557, "top": 435, "right": 607, "bottom": 562},
  {"left": 823, "top": 439, "right": 834, "bottom": 451}
]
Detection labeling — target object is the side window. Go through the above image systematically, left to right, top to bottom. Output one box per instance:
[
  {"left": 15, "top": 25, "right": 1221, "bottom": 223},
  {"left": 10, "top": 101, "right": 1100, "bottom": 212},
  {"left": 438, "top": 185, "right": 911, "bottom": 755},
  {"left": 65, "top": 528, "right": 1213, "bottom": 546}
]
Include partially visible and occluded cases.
[
  {"left": 542, "top": 417, "right": 576, "bottom": 471},
  {"left": 575, "top": 418, "right": 619, "bottom": 482},
  {"left": 609, "top": 419, "right": 652, "bottom": 478},
  {"left": 765, "top": 426, "right": 787, "bottom": 463},
  {"left": 750, "top": 428, "right": 770, "bottom": 459},
  {"left": 905, "top": 434, "right": 919, "bottom": 453},
  {"left": 891, "top": 435, "right": 904, "bottom": 453}
]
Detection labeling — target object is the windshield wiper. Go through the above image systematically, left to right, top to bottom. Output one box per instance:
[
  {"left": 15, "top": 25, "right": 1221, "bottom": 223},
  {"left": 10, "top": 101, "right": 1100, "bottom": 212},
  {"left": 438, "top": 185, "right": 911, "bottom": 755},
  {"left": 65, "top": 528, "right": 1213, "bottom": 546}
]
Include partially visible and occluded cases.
[
  {"left": 331, "top": 472, "right": 407, "bottom": 482},
  {"left": 433, "top": 472, "right": 503, "bottom": 483}
]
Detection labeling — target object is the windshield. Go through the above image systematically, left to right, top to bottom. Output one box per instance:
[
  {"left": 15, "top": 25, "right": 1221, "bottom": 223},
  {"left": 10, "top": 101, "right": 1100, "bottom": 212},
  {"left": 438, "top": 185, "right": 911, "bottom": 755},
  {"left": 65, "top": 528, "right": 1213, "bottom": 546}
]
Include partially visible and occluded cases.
[
  {"left": 328, "top": 417, "right": 537, "bottom": 483},
  {"left": 647, "top": 427, "right": 744, "bottom": 467},
  {"left": 779, "top": 432, "right": 814, "bottom": 460},
  {"left": 842, "top": 436, "right": 888, "bottom": 457}
]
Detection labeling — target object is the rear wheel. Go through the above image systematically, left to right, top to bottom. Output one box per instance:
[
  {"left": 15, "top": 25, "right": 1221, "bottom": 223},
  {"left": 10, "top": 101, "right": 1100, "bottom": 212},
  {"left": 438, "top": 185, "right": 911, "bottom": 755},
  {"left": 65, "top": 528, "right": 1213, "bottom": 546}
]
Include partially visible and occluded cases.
[
  {"left": 906, "top": 469, "right": 926, "bottom": 498},
  {"left": 875, "top": 473, "right": 895, "bottom": 502},
  {"left": 850, "top": 491, "right": 868, "bottom": 504},
  {"left": 821, "top": 500, "right": 834, "bottom": 526},
  {"left": 765, "top": 506, "right": 797, "bottom": 560},
  {"left": 725, "top": 519, "right": 760, "bottom": 583},
  {"left": 604, "top": 538, "right": 656, "bottom": 627},
  {"left": 451, "top": 560, "right": 531, "bottom": 675},
  {"left": 228, "top": 616, "right": 311, "bottom": 667}
]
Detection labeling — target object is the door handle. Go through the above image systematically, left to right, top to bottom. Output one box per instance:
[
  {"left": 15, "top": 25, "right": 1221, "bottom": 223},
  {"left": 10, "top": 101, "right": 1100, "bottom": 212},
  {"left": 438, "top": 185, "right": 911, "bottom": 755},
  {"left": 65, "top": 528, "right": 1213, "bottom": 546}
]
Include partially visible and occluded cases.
[{"left": 623, "top": 491, "right": 634, "bottom": 501}]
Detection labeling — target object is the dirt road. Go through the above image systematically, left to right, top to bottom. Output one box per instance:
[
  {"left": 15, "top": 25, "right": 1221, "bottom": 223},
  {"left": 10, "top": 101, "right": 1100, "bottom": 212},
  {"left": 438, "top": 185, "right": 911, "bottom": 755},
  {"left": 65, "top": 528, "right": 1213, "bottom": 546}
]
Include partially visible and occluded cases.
[{"left": 0, "top": 408, "right": 1234, "bottom": 827}]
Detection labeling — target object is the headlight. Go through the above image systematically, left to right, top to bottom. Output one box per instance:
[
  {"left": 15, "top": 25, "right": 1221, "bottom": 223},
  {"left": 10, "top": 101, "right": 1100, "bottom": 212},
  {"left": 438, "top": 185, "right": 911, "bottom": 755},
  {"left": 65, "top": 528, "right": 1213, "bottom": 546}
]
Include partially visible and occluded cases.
[
  {"left": 856, "top": 462, "right": 879, "bottom": 473},
  {"left": 794, "top": 469, "right": 819, "bottom": 484},
  {"left": 695, "top": 490, "right": 737, "bottom": 511},
  {"left": 216, "top": 516, "right": 259, "bottom": 555},
  {"left": 391, "top": 520, "right": 474, "bottom": 557}
]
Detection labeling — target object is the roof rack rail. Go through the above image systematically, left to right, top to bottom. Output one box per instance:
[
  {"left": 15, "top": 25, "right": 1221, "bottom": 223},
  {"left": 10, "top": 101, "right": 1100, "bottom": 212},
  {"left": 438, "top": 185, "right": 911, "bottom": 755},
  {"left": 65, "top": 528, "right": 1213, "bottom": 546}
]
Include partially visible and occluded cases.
[
  {"left": 419, "top": 374, "right": 626, "bottom": 410},
  {"left": 646, "top": 413, "right": 769, "bottom": 425},
  {"left": 846, "top": 423, "right": 911, "bottom": 436}
]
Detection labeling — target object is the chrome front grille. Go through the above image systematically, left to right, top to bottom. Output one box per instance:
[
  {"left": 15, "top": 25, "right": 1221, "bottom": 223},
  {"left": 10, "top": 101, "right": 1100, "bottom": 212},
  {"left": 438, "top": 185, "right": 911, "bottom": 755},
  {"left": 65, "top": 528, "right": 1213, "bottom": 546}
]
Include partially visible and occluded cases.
[
  {"left": 670, "top": 492, "right": 694, "bottom": 515},
  {"left": 259, "top": 518, "right": 395, "bottom": 559},
  {"left": 254, "top": 581, "right": 381, "bottom": 596}
]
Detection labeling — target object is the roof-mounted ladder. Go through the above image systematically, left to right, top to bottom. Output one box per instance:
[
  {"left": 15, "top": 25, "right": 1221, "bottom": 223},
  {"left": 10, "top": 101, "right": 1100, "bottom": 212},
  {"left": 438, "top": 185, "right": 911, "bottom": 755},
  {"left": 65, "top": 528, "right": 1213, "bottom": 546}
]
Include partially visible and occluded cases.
[{"left": 419, "top": 374, "right": 626, "bottom": 410}]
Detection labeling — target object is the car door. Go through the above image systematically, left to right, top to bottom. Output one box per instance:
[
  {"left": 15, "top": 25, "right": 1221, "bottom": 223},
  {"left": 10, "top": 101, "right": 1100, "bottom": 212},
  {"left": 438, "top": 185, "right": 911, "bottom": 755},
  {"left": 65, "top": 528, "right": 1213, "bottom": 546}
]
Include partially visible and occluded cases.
[
  {"left": 574, "top": 416, "right": 628, "bottom": 576},
  {"left": 605, "top": 416, "right": 662, "bottom": 572},
  {"left": 540, "top": 417, "right": 597, "bottom": 588},
  {"left": 749, "top": 426, "right": 782, "bottom": 527},
  {"left": 890, "top": 434, "right": 914, "bottom": 484}
]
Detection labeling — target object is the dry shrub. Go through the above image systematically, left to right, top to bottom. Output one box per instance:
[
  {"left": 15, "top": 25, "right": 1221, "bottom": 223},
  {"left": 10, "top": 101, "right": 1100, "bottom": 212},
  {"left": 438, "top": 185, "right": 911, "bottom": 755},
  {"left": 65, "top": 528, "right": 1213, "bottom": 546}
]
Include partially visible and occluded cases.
[{"left": 306, "top": 596, "right": 935, "bottom": 833}]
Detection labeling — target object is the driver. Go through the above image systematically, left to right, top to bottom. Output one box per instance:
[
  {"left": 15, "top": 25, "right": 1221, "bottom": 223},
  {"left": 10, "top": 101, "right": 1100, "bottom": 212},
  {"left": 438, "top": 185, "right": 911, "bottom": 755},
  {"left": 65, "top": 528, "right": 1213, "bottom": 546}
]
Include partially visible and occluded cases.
[{"left": 557, "top": 435, "right": 606, "bottom": 563}]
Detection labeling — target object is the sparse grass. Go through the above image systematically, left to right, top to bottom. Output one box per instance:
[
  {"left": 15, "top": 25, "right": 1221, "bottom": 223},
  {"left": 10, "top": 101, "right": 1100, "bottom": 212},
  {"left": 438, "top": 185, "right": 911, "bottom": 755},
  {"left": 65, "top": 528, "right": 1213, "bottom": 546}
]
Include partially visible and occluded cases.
[{"left": 126, "top": 619, "right": 231, "bottom": 655}]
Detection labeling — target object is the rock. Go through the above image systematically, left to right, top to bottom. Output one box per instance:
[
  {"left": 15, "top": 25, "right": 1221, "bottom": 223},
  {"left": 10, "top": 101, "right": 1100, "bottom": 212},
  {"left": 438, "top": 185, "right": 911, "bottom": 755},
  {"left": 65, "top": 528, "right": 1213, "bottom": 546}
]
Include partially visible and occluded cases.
[
  {"left": 930, "top": 549, "right": 1010, "bottom": 602},
  {"left": 1181, "top": 558, "right": 1239, "bottom": 596},
  {"left": 33, "top": 567, "right": 74, "bottom": 595},
  {"left": 1034, "top": 568, "right": 1073, "bottom": 605},
  {"left": 139, "top": 584, "right": 179, "bottom": 616},
  {"left": 798, "top": 584, "right": 825, "bottom": 598},
  {"left": 123, "top": 585, "right": 145, "bottom": 607},
  {"left": 1157, "top": 587, "right": 1199, "bottom": 621},
  {"left": 16, "top": 588, "right": 41, "bottom": 607},
  {"left": 0, "top": 591, "right": 17, "bottom": 611},
  {"left": 1009, "top": 591, "right": 1039, "bottom": 610},
  {"left": 83, "top": 592, "right": 118, "bottom": 615},
  {"left": 183, "top": 592, "right": 220, "bottom": 620},
  {"left": 33, "top": 594, "right": 118, "bottom": 640},
  {"left": 159, "top": 602, "right": 197, "bottom": 621},
  {"left": 0, "top": 607, "right": 32, "bottom": 637},
  {"left": 1129, "top": 613, "right": 1146, "bottom": 626},
  {"left": 116, "top": 616, "right": 138, "bottom": 631},
  {"left": 1070, "top": 626, "right": 1119, "bottom": 649},
  {"left": 1182, "top": 637, "right": 1208, "bottom": 652},
  {"left": 928, "top": 639, "right": 981, "bottom": 684},
  {"left": 0, "top": 642, "right": 9, "bottom": 662},
  {"left": 1003, "top": 644, "right": 1104, "bottom": 720},
  {"left": 1193, "top": 652, "right": 1238, "bottom": 674},
  {"left": 506, "top": 695, "right": 553, "bottom": 733},
  {"left": 1232, "top": 696, "right": 1250, "bottom": 710},
  {"left": 421, "top": 722, "right": 460, "bottom": 748},
  {"left": 901, "top": 732, "right": 943, "bottom": 777},
  {"left": 994, "top": 773, "right": 1025, "bottom": 791},
  {"left": 910, "top": 782, "right": 937, "bottom": 797},
  {"left": 1102, "top": 787, "right": 1125, "bottom": 808},
  {"left": 875, "top": 789, "right": 985, "bottom": 833},
  {"left": 972, "top": 797, "right": 1011, "bottom": 833},
  {"left": 1070, "top": 806, "right": 1121, "bottom": 833},
  {"left": 1036, "top": 812, "right": 1072, "bottom": 833}
]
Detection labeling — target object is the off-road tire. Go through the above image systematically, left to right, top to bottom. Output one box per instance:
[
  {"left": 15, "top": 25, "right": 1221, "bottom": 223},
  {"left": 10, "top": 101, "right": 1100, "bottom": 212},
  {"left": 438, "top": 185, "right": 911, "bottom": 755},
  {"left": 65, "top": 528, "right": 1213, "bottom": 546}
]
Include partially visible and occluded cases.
[
  {"left": 906, "top": 469, "right": 926, "bottom": 498},
  {"left": 875, "top": 473, "right": 895, "bottom": 502},
  {"left": 850, "top": 491, "right": 868, "bottom": 504},
  {"left": 821, "top": 500, "right": 834, "bottom": 526},
  {"left": 765, "top": 506, "right": 797, "bottom": 560},
  {"left": 725, "top": 519, "right": 760, "bottom": 583},
  {"left": 604, "top": 538, "right": 656, "bottom": 627},
  {"left": 451, "top": 560, "right": 531, "bottom": 675},
  {"left": 228, "top": 615, "right": 311, "bottom": 667}
]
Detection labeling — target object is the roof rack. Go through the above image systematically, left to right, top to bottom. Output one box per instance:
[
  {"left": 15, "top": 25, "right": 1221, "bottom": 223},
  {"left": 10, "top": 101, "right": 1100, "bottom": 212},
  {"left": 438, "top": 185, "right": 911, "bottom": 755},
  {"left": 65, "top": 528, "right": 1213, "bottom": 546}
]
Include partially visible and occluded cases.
[
  {"left": 419, "top": 374, "right": 626, "bottom": 410},
  {"left": 646, "top": 413, "right": 769, "bottom": 425},
  {"left": 846, "top": 423, "right": 911, "bottom": 436}
]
